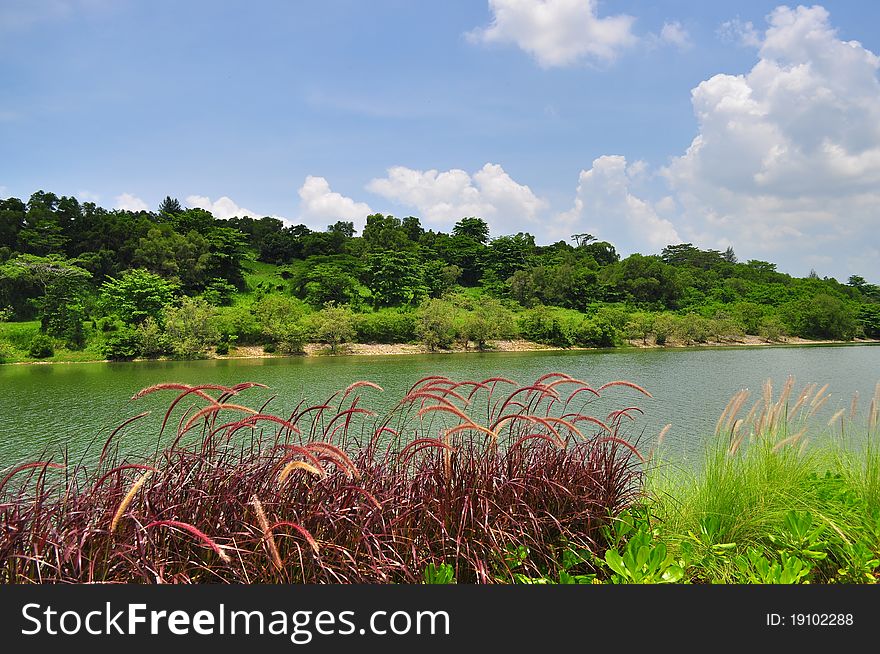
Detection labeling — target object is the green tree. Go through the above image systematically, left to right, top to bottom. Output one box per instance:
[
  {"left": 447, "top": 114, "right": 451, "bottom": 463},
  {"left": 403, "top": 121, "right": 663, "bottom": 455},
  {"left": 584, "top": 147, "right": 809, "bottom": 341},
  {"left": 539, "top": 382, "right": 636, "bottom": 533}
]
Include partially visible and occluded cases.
[
  {"left": 158, "top": 196, "right": 182, "bottom": 217},
  {"left": 362, "top": 214, "right": 412, "bottom": 252},
  {"left": 452, "top": 217, "right": 490, "bottom": 244},
  {"left": 133, "top": 225, "right": 210, "bottom": 292},
  {"left": 364, "top": 251, "right": 427, "bottom": 307},
  {"left": 3, "top": 255, "right": 91, "bottom": 346},
  {"left": 303, "top": 264, "right": 360, "bottom": 307},
  {"left": 99, "top": 269, "right": 178, "bottom": 325},
  {"left": 253, "top": 294, "right": 309, "bottom": 353},
  {"left": 783, "top": 294, "right": 858, "bottom": 340},
  {"left": 163, "top": 297, "right": 218, "bottom": 358},
  {"left": 416, "top": 298, "right": 457, "bottom": 350},
  {"left": 307, "top": 303, "right": 355, "bottom": 353}
]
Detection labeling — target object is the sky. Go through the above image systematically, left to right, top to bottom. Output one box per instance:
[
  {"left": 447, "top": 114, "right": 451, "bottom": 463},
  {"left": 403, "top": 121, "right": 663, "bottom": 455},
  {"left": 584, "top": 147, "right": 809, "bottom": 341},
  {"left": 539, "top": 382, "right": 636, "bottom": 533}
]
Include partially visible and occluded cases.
[{"left": 1, "top": 0, "right": 879, "bottom": 282}]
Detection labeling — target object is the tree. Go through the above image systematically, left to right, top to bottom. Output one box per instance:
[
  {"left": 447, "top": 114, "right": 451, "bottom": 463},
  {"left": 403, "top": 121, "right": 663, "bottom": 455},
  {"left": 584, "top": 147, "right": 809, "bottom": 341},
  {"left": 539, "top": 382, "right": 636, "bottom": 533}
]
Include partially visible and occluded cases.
[
  {"left": 159, "top": 196, "right": 182, "bottom": 217},
  {"left": 362, "top": 214, "right": 411, "bottom": 252},
  {"left": 452, "top": 217, "right": 490, "bottom": 244},
  {"left": 327, "top": 221, "right": 355, "bottom": 239},
  {"left": 133, "top": 225, "right": 210, "bottom": 292},
  {"left": 483, "top": 233, "right": 535, "bottom": 283},
  {"left": 570, "top": 233, "right": 595, "bottom": 248},
  {"left": 723, "top": 246, "right": 738, "bottom": 263},
  {"left": 363, "top": 251, "right": 427, "bottom": 307},
  {"left": 2, "top": 255, "right": 91, "bottom": 346},
  {"left": 303, "top": 264, "right": 360, "bottom": 307},
  {"left": 99, "top": 269, "right": 178, "bottom": 325},
  {"left": 253, "top": 294, "right": 309, "bottom": 353},
  {"left": 783, "top": 294, "right": 857, "bottom": 340},
  {"left": 163, "top": 297, "right": 217, "bottom": 358},
  {"left": 416, "top": 298, "right": 457, "bottom": 350},
  {"left": 307, "top": 303, "right": 355, "bottom": 353}
]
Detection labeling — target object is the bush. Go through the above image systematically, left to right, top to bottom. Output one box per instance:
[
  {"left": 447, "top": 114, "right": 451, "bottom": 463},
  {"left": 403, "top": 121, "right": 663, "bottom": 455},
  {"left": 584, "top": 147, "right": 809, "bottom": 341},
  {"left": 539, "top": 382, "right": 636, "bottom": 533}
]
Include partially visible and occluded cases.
[
  {"left": 253, "top": 294, "right": 310, "bottom": 353},
  {"left": 164, "top": 297, "right": 218, "bottom": 359},
  {"left": 416, "top": 299, "right": 458, "bottom": 350},
  {"left": 306, "top": 304, "right": 356, "bottom": 353},
  {"left": 212, "top": 305, "right": 262, "bottom": 345},
  {"left": 517, "top": 307, "right": 574, "bottom": 347},
  {"left": 353, "top": 309, "right": 417, "bottom": 343},
  {"left": 652, "top": 313, "right": 679, "bottom": 345},
  {"left": 677, "top": 313, "right": 712, "bottom": 344},
  {"left": 759, "top": 315, "right": 787, "bottom": 342},
  {"left": 135, "top": 317, "right": 169, "bottom": 359},
  {"left": 573, "top": 318, "right": 617, "bottom": 347},
  {"left": 101, "top": 328, "right": 140, "bottom": 360},
  {"left": 27, "top": 333, "right": 55, "bottom": 359},
  {"left": 0, "top": 340, "right": 15, "bottom": 363}
]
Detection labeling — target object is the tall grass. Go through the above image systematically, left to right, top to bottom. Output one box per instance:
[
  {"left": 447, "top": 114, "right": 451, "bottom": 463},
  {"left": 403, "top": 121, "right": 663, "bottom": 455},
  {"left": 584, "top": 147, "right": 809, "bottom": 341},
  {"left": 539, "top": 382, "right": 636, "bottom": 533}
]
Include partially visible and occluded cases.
[
  {"left": 0, "top": 374, "right": 647, "bottom": 583},
  {"left": 647, "top": 377, "right": 880, "bottom": 583}
]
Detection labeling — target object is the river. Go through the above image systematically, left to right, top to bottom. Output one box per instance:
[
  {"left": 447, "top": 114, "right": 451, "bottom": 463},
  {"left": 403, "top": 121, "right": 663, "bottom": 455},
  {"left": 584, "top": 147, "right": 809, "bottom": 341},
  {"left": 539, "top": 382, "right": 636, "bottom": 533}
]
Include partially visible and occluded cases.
[{"left": 0, "top": 344, "right": 877, "bottom": 468}]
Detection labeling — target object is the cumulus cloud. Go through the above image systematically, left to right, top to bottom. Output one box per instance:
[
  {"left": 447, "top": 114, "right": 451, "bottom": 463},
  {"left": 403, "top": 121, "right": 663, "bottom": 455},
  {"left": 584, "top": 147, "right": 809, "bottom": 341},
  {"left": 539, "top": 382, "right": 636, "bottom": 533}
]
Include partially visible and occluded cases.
[
  {"left": 468, "top": 0, "right": 637, "bottom": 67},
  {"left": 663, "top": 4, "right": 880, "bottom": 277},
  {"left": 558, "top": 155, "right": 682, "bottom": 251},
  {"left": 366, "top": 163, "right": 545, "bottom": 233},
  {"left": 297, "top": 176, "right": 373, "bottom": 231},
  {"left": 114, "top": 192, "right": 149, "bottom": 212},
  {"left": 186, "top": 194, "right": 262, "bottom": 220}
]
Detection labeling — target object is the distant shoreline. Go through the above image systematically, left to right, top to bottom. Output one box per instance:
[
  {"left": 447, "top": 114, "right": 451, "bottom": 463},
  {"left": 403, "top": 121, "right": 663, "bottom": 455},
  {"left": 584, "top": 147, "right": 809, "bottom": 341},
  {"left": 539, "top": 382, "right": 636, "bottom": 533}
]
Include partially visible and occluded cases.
[{"left": 4, "top": 336, "right": 879, "bottom": 366}]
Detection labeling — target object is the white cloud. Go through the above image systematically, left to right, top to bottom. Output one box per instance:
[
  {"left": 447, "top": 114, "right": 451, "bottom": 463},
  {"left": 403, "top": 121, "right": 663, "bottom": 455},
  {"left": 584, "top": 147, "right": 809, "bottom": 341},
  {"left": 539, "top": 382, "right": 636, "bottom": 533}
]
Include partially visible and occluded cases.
[
  {"left": 468, "top": 0, "right": 637, "bottom": 67},
  {"left": 664, "top": 4, "right": 880, "bottom": 278},
  {"left": 717, "top": 18, "right": 761, "bottom": 48},
  {"left": 659, "top": 21, "right": 691, "bottom": 50},
  {"left": 558, "top": 155, "right": 682, "bottom": 251},
  {"left": 366, "top": 163, "right": 545, "bottom": 234},
  {"left": 297, "top": 176, "right": 373, "bottom": 231},
  {"left": 76, "top": 190, "right": 100, "bottom": 203},
  {"left": 114, "top": 192, "right": 149, "bottom": 212},
  {"left": 185, "top": 194, "right": 262, "bottom": 220}
]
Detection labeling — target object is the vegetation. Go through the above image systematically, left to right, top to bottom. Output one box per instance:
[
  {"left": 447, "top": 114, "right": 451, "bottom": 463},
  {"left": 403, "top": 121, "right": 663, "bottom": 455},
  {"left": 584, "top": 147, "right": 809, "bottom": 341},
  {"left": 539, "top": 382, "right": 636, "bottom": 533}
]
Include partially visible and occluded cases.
[
  {"left": 1, "top": 191, "right": 878, "bottom": 363},
  {"left": 1, "top": 373, "right": 877, "bottom": 584},
  {"left": 0, "top": 374, "right": 645, "bottom": 583}
]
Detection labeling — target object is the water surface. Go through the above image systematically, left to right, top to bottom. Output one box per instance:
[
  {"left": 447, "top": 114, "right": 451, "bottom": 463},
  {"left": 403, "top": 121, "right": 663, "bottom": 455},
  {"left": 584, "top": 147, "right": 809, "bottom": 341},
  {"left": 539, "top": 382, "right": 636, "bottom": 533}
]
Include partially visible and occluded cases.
[{"left": 1, "top": 344, "right": 877, "bottom": 467}]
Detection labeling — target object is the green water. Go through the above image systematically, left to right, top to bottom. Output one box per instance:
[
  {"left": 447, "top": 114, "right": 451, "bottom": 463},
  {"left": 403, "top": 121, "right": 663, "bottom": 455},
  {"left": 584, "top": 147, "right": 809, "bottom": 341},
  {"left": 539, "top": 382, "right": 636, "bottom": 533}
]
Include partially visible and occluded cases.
[{"left": 0, "top": 344, "right": 877, "bottom": 467}]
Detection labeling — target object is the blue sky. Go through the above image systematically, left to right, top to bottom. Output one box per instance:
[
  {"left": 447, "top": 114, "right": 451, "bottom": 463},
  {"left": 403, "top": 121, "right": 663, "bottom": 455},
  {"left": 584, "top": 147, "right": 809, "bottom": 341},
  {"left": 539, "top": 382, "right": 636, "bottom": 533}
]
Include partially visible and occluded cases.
[{"left": 2, "top": 1, "right": 879, "bottom": 281}]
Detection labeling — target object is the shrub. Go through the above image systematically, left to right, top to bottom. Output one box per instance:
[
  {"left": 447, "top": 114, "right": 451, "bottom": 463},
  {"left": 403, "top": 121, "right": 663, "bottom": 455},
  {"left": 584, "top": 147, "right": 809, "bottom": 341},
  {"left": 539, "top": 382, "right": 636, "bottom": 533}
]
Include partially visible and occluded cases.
[
  {"left": 254, "top": 294, "right": 310, "bottom": 353},
  {"left": 164, "top": 297, "right": 218, "bottom": 359},
  {"left": 416, "top": 299, "right": 457, "bottom": 350},
  {"left": 306, "top": 303, "right": 356, "bottom": 353},
  {"left": 212, "top": 305, "right": 262, "bottom": 345},
  {"left": 517, "top": 307, "right": 574, "bottom": 347},
  {"left": 353, "top": 309, "right": 417, "bottom": 343},
  {"left": 652, "top": 314, "right": 679, "bottom": 345},
  {"left": 759, "top": 315, "right": 787, "bottom": 342},
  {"left": 135, "top": 317, "right": 169, "bottom": 359},
  {"left": 573, "top": 318, "right": 617, "bottom": 347},
  {"left": 101, "top": 328, "right": 141, "bottom": 360},
  {"left": 27, "top": 333, "right": 55, "bottom": 358},
  {"left": 0, "top": 339, "right": 15, "bottom": 363}
]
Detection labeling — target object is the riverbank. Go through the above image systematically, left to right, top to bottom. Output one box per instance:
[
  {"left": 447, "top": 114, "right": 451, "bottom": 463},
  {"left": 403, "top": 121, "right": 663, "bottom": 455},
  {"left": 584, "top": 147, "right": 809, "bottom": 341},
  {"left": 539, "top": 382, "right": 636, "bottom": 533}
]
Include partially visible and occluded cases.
[{"left": 3, "top": 335, "right": 878, "bottom": 366}]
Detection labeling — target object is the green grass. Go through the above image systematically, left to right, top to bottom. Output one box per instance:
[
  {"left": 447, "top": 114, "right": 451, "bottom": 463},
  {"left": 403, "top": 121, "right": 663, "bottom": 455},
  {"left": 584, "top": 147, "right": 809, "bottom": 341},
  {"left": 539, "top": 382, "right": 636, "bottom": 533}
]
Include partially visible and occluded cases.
[{"left": 643, "top": 380, "right": 880, "bottom": 583}]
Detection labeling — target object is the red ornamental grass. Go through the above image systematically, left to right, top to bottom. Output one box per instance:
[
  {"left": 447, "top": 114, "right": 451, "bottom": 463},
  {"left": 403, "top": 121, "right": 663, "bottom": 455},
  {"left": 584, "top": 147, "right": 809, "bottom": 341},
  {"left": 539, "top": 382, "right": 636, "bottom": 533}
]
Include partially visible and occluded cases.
[{"left": 0, "top": 375, "right": 647, "bottom": 584}]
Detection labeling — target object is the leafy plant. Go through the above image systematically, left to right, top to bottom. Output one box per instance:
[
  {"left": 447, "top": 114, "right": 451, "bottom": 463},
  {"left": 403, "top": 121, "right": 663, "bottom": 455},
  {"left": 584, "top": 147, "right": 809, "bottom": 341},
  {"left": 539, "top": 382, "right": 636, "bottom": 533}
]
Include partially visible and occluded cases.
[
  {"left": 27, "top": 333, "right": 54, "bottom": 358},
  {"left": 733, "top": 549, "right": 811, "bottom": 584},
  {"left": 423, "top": 562, "right": 456, "bottom": 584}
]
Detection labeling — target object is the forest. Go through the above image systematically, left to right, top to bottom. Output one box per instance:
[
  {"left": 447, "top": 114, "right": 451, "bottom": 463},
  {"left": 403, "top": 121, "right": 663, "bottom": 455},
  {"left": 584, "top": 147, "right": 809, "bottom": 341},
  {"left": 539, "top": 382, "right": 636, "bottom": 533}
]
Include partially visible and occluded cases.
[{"left": 0, "top": 190, "right": 878, "bottom": 362}]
